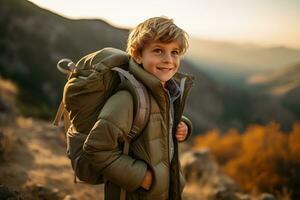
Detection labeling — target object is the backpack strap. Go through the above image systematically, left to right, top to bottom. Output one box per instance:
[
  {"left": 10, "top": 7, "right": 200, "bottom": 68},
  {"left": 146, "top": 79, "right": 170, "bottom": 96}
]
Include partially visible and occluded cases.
[
  {"left": 111, "top": 67, "right": 150, "bottom": 143},
  {"left": 119, "top": 141, "right": 129, "bottom": 200}
]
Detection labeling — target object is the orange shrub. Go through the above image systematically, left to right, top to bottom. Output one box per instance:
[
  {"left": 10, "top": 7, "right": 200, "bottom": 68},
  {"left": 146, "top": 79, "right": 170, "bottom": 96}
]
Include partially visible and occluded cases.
[
  {"left": 194, "top": 122, "right": 300, "bottom": 199},
  {"left": 289, "top": 123, "right": 300, "bottom": 159},
  {"left": 194, "top": 128, "right": 242, "bottom": 165}
]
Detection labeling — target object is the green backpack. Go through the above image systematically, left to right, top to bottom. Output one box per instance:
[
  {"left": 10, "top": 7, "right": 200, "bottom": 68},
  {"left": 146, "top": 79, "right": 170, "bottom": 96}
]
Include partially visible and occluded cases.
[{"left": 53, "top": 47, "right": 150, "bottom": 185}]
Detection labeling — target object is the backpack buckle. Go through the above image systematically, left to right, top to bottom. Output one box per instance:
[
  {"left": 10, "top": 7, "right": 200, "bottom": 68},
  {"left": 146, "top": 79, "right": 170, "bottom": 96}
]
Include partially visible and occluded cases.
[{"left": 127, "top": 125, "right": 140, "bottom": 142}]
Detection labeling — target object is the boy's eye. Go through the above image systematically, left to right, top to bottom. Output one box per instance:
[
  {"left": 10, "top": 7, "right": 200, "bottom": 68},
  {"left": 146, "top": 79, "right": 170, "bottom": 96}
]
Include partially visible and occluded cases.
[
  {"left": 153, "top": 48, "right": 162, "bottom": 54},
  {"left": 172, "top": 50, "right": 180, "bottom": 56}
]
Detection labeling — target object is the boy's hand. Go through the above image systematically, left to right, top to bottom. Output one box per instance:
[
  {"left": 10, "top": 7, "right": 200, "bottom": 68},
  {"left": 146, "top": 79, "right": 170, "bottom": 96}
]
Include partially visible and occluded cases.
[
  {"left": 176, "top": 121, "right": 188, "bottom": 142},
  {"left": 141, "top": 170, "right": 153, "bottom": 190}
]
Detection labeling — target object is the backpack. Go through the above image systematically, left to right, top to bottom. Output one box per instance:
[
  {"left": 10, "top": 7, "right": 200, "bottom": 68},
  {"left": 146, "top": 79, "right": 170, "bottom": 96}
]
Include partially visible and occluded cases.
[{"left": 53, "top": 48, "right": 150, "bottom": 186}]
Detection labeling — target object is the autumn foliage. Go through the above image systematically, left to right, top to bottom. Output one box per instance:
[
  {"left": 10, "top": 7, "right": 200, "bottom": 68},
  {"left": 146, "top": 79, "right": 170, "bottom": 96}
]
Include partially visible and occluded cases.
[{"left": 194, "top": 122, "right": 300, "bottom": 199}]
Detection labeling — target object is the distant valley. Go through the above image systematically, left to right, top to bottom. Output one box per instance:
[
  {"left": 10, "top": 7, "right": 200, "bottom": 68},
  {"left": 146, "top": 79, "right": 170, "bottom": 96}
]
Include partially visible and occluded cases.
[{"left": 187, "top": 38, "right": 300, "bottom": 87}]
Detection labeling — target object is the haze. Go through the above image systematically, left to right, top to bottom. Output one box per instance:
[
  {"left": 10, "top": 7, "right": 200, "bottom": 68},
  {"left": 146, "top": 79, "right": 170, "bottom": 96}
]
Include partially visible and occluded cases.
[{"left": 27, "top": 0, "right": 300, "bottom": 49}]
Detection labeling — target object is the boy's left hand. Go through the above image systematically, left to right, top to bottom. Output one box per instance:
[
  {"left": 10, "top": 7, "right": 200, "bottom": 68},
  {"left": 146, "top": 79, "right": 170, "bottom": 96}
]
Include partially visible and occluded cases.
[{"left": 175, "top": 121, "right": 188, "bottom": 142}]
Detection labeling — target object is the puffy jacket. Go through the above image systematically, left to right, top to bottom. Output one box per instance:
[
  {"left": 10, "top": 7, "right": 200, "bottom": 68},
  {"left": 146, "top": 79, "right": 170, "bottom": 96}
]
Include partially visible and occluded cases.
[{"left": 82, "top": 58, "right": 193, "bottom": 200}]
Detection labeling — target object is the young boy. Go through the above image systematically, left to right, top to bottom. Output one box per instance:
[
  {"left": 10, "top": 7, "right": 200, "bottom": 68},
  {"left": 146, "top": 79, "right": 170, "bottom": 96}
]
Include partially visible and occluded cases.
[{"left": 82, "top": 17, "right": 193, "bottom": 200}]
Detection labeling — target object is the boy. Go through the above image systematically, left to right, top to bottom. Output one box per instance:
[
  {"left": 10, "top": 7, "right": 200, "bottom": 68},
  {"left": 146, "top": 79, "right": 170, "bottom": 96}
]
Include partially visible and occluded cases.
[{"left": 82, "top": 17, "right": 193, "bottom": 200}]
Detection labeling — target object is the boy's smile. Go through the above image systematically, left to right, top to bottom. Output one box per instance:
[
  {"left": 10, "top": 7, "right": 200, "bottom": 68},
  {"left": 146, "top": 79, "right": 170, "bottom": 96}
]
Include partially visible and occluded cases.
[{"left": 136, "top": 41, "right": 181, "bottom": 87}]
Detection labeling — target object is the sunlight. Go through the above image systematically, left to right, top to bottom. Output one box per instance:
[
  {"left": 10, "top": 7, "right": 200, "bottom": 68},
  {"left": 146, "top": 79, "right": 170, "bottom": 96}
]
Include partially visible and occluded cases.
[{"left": 27, "top": 0, "right": 300, "bottom": 48}]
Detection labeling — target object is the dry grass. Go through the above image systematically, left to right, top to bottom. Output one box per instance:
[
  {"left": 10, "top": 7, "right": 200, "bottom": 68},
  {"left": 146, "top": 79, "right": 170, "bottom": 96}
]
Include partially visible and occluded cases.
[{"left": 0, "top": 77, "right": 18, "bottom": 99}]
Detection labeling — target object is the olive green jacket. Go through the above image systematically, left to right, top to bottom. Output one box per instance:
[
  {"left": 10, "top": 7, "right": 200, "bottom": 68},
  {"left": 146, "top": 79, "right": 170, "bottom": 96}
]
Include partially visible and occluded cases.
[{"left": 82, "top": 58, "right": 193, "bottom": 200}]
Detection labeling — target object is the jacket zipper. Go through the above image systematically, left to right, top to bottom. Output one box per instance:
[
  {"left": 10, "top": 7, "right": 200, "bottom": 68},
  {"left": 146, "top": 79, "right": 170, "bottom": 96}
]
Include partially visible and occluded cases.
[{"left": 164, "top": 91, "right": 171, "bottom": 165}]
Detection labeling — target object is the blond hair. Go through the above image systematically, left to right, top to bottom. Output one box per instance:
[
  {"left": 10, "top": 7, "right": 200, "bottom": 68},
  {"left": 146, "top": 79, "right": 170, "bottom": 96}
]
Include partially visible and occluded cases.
[{"left": 126, "top": 17, "right": 189, "bottom": 59}]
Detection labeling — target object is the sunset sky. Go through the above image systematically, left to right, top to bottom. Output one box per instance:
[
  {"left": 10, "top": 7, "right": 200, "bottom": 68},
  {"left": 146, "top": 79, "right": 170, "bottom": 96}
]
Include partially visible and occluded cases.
[{"left": 28, "top": 0, "right": 300, "bottom": 49}]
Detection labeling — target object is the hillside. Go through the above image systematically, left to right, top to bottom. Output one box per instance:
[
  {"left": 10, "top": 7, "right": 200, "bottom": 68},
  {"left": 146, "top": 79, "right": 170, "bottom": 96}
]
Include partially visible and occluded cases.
[
  {"left": 0, "top": 0, "right": 128, "bottom": 119},
  {"left": 247, "top": 63, "right": 300, "bottom": 117},
  {"left": 247, "top": 63, "right": 300, "bottom": 96},
  {"left": 0, "top": 117, "right": 104, "bottom": 199}
]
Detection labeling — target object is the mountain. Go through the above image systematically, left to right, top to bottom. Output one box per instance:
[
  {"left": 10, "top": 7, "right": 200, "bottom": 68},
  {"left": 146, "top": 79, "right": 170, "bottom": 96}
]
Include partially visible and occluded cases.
[
  {"left": 0, "top": 0, "right": 129, "bottom": 118},
  {"left": 187, "top": 38, "right": 300, "bottom": 87},
  {"left": 247, "top": 63, "right": 300, "bottom": 117},
  {"left": 247, "top": 63, "right": 300, "bottom": 95}
]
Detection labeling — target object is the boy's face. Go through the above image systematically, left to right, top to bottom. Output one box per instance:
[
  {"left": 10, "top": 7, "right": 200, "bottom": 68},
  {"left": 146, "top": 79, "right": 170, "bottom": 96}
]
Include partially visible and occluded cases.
[{"left": 136, "top": 41, "right": 181, "bottom": 87}]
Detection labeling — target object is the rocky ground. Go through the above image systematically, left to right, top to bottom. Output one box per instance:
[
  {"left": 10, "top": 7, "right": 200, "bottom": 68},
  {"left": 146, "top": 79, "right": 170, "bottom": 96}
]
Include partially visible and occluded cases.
[{"left": 0, "top": 117, "right": 103, "bottom": 200}]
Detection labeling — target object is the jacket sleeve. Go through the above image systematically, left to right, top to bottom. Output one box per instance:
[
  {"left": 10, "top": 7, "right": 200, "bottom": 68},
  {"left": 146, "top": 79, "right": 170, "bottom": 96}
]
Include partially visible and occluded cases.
[
  {"left": 82, "top": 90, "right": 147, "bottom": 191},
  {"left": 179, "top": 115, "right": 193, "bottom": 142}
]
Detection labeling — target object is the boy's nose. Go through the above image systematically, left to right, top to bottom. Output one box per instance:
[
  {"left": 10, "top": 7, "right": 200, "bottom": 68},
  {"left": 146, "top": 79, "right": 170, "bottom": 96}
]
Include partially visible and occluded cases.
[{"left": 162, "top": 53, "right": 173, "bottom": 63}]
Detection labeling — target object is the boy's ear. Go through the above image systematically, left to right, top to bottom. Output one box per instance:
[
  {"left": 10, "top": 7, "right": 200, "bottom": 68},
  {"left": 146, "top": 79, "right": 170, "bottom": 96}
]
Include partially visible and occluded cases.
[
  {"left": 133, "top": 52, "right": 142, "bottom": 64},
  {"left": 135, "top": 57, "right": 142, "bottom": 64}
]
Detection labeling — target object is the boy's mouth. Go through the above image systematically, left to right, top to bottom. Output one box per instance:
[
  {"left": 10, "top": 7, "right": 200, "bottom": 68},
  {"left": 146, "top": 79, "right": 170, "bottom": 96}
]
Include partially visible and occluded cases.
[{"left": 157, "top": 66, "right": 173, "bottom": 71}]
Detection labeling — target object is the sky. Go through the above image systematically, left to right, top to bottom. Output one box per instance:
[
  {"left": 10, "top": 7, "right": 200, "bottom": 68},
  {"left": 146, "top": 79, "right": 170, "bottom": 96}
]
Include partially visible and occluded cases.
[{"left": 27, "top": 0, "right": 300, "bottom": 49}]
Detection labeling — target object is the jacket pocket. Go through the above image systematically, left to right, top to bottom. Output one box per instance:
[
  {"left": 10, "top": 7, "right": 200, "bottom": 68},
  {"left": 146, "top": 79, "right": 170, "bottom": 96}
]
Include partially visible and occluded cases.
[{"left": 140, "top": 162, "right": 169, "bottom": 197}]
